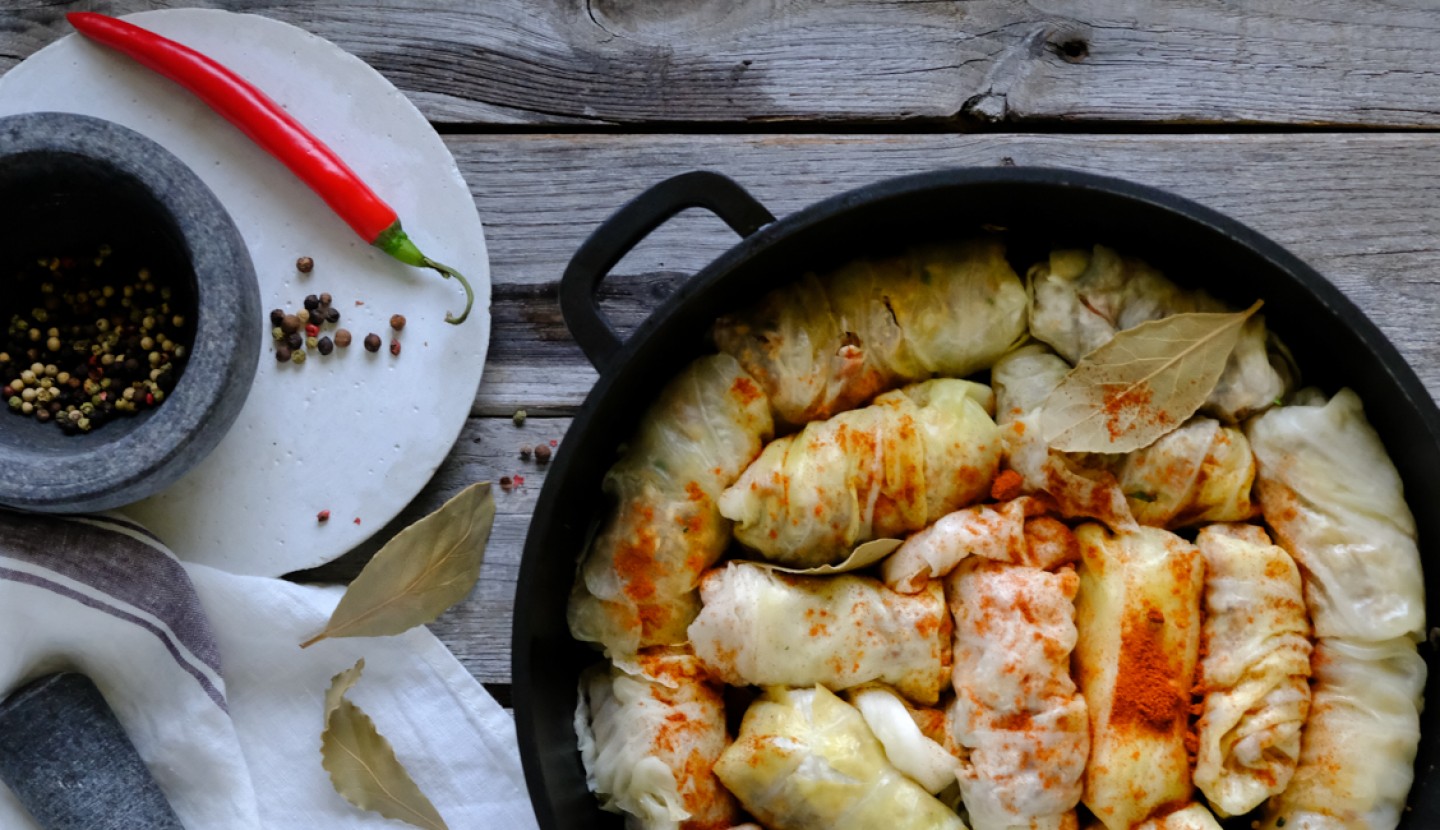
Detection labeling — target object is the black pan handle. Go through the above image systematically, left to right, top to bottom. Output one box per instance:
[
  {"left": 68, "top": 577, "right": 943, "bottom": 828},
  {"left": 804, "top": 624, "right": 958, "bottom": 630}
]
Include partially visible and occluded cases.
[{"left": 560, "top": 171, "right": 776, "bottom": 372}]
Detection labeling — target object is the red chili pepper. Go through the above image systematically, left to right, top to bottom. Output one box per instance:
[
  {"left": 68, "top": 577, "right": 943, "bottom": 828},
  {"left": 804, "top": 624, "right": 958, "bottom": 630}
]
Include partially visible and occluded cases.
[{"left": 67, "top": 12, "right": 475, "bottom": 324}]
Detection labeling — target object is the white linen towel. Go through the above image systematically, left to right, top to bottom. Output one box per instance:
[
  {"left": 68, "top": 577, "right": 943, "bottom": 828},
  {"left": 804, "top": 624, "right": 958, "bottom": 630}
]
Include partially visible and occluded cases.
[{"left": 0, "top": 509, "right": 538, "bottom": 829}]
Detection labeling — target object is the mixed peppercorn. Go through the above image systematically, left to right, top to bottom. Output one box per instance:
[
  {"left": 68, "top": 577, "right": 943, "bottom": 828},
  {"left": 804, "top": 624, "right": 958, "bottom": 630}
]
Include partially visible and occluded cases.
[
  {"left": 2, "top": 245, "right": 192, "bottom": 433},
  {"left": 272, "top": 256, "right": 407, "bottom": 365}
]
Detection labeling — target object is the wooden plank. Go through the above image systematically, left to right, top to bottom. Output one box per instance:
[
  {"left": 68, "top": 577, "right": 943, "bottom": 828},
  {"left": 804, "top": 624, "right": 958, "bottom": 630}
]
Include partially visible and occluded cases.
[
  {"left": 7, "top": 2, "right": 1440, "bottom": 127},
  {"left": 467, "top": 132, "right": 1440, "bottom": 418}
]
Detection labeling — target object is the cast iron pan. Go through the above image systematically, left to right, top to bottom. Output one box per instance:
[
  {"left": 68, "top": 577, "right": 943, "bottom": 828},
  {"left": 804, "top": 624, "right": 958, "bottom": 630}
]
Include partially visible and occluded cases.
[{"left": 514, "top": 167, "right": 1440, "bottom": 830}]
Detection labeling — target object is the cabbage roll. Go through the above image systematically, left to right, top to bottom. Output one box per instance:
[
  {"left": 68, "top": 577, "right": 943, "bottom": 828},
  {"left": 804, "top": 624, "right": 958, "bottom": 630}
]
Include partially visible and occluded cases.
[
  {"left": 712, "top": 238, "right": 1027, "bottom": 427},
  {"left": 1027, "top": 245, "right": 1291, "bottom": 421},
  {"left": 990, "top": 345, "right": 1135, "bottom": 530},
  {"left": 569, "top": 355, "right": 774, "bottom": 657},
  {"left": 720, "top": 379, "right": 1001, "bottom": 568},
  {"left": 1247, "top": 388, "right": 1426, "bottom": 641},
  {"left": 1116, "top": 418, "right": 1256, "bottom": 528},
  {"left": 883, "top": 497, "right": 1077, "bottom": 593},
  {"left": 1074, "top": 524, "right": 1203, "bottom": 830},
  {"left": 1193, "top": 524, "right": 1311, "bottom": 817},
  {"left": 947, "top": 559, "right": 1088, "bottom": 830},
  {"left": 688, "top": 562, "right": 950, "bottom": 704},
  {"left": 1258, "top": 636, "right": 1426, "bottom": 830},
  {"left": 578, "top": 648, "right": 740, "bottom": 829},
  {"left": 847, "top": 684, "right": 962, "bottom": 794},
  {"left": 714, "top": 685, "right": 967, "bottom": 830},
  {"left": 1133, "top": 804, "right": 1224, "bottom": 830}
]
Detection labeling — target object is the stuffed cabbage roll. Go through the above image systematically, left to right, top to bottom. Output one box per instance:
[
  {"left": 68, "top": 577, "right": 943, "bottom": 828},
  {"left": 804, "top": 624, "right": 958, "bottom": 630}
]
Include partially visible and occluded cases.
[
  {"left": 712, "top": 238, "right": 1027, "bottom": 427},
  {"left": 1027, "top": 244, "right": 1291, "bottom": 421},
  {"left": 990, "top": 345, "right": 1135, "bottom": 530},
  {"left": 569, "top": 355, "right": 774, "bottom": 657},
  {"left": 720, "top": 379, "right": 1001, "bottom": 567},
  {"left": 1247, "top": 388, "right": 1426, "bottom": 641},
  {"left": 1116, "top": 418, "right": 1256, "bottom": 528},
  {"left": 883, "top": 497, "right": 1077, "bottom": 593},
  {"left": 1074, "top": 524, "right": 1203, "bottom": 830},
  {"left": 1193, "top": 524, "right": 1311, "bottom": 817},
  {"left": 947, "top": 559, "right": 1088, "bottom": 830},
  {"left": 688, "top": 562, "right": 950, "bottom": 704},
  {"left": 1258, "top": 636, "right": 1426, "bottom": 830},
  {"left": 578, "top": 648, "right": 740, "bottom": 829},
  {"left": 847, "top": 684, "right": 962, "bottom": 794},
  {"left": 714, "top": 685, "right": 967, "bottom": 830},
  {"left": 1134, "top": 804, "right": 1224, "bottom": 830}
]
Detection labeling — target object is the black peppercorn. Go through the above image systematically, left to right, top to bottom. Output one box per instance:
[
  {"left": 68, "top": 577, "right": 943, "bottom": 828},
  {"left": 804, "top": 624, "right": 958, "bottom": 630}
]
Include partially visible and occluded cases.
[
  {"left": 304, "top": 294, "right": 320, "bottom": 311},
  {"left": 324, "top": 307, "right": 340, "bottom": 324},
  {"left": 269, "top": 308, "right": 285, "bottom": 326},
  {"left": 286, "top": 331, "right": 303, "bottom": 350},
  {"left": 363, "top": 333, "right": 382, "bottom": 352},
  {"left": 317, "top": 336, "right": 334, "bottom": 356},
  {"left": 275, "top": 344, "right": 292, "bottom": 362}
]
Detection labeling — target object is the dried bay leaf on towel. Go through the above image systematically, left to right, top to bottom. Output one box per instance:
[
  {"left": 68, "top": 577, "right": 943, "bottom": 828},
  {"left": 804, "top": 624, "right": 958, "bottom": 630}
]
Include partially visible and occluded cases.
[
  {"left": 1041, "top": 302, "right": 1260, "bottom": 454},
  {"left": 302, "top": 482, "right": 496, "bottom": 647},
  {"left": 322, "top": 659, "right": 449, "bottom": 830}
]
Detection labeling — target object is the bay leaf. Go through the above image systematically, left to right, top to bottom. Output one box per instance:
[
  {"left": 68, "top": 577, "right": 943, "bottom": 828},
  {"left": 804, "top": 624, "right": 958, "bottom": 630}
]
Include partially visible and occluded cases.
[
  {"left": 1041, "top": 302, "right": 1261, "bottom": 454},
  {"left": 302, "top": 481, "right": 495, "bottom": 648},
  {"left": 751, "top": 537, "right": 903, "bottom": 575},
  {"left": 321, "top": 659, "right": 449, "bottom": 830}
]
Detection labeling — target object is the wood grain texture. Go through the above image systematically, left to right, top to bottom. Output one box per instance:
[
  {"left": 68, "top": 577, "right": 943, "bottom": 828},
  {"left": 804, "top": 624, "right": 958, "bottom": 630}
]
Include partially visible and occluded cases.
[{"left": 7, "top": 1, "right": 1440, "bottom": 127}]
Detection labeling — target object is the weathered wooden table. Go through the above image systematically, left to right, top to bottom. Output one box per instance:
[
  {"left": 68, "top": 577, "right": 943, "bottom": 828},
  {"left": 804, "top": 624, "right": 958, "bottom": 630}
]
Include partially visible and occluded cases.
[{"left": 8, "top": 2, "right": 1440, "bottom": 708}]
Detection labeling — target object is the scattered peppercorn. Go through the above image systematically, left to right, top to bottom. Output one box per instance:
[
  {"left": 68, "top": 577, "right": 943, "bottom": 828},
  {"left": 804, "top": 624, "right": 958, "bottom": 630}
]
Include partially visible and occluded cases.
[
  {"left": 296, "top": 256, "right": 314, "bottom": 273},
  {"left": 319, "top": 292, "right": 332, "bottom": 307},
  {"left": 303, "top": 294, "right": 320, "bottom": 311},
  {"left": 324, "top": 307, "right": 340, "bottom": 324},
  {"left": 269, "top": 308, "right": 284, "bottom": 326},
  {"left": 296, "top": 308, "right": 310, "bottom": 324},
  {"left": 280, "top": 314, "right": 301, "bottom": 334},
  {"left": 389, "top": 314, "right": 406, "bottom": 331},
  {"left": 305, "top": 323, "right": 320, "bottom": 338},
  {"left": 334, "top": 329, "right": 352, "bottom": 348},
  {"left": 286, "top": 331, "right": 303, "bottom": 350},
  {"left": 363, "top": 333, "right": 381, "bottom": 352},
  {"left": 317, "top": 336, "right": 334, "bottom": 356},
  {"left": 389, "top": 339, "right": 401, "bottom": 356},
  {"left": 275, "top": 344, "right": 292, "bottom": 362},
  {"left": 291, "top": 348, "right": 306, "bottom": 365},
  {"left": 513, "top": 409, "right": 527, "bottom": 426},
  {"left": 549, "top": 439, "right": 558, "bottom": 447},
  {"left": 534, "top": 443, "right": 552, "bottom": 464},
  {"left": 519, "top": 445, "right": 532, "bottom": 460},
  {"left": 513, "top": 474, "right": 526, "bottom": 486},
  {"left": 499, "top": 476, "right": 513, "bottom": 490},
  {"left": 317, "top": 509, "right": 330, "bottom": 522}
]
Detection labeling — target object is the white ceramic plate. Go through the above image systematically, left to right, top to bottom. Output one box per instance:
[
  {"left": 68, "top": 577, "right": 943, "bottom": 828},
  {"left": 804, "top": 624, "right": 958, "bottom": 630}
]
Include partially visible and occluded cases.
[{"left": 0, "top": 9, "right": 491, "bottom": 577}]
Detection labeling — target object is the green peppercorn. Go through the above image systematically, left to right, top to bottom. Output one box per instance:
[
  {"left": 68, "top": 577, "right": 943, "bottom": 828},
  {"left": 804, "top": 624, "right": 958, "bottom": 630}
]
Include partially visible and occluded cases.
[{"left": 291, "top": 349, "right": 307, "bottom": 365}]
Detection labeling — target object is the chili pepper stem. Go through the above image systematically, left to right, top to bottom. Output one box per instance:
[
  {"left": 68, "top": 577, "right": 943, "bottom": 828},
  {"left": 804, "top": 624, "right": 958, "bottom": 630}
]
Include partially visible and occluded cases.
[{"left": 373, "top": 223, "right": 474, "bottom": 325}]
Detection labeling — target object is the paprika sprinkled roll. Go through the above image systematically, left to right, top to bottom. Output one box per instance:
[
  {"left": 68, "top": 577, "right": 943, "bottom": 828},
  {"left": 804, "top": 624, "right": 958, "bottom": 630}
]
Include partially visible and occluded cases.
[{"left": 66, "top": 12, "right": 475, "bottom": 324}]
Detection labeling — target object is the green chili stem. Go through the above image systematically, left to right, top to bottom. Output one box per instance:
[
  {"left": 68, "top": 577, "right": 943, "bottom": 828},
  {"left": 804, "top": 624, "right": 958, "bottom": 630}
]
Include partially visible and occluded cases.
[{"left": 373, "top": 223, "right": 475, "bottom": 325}]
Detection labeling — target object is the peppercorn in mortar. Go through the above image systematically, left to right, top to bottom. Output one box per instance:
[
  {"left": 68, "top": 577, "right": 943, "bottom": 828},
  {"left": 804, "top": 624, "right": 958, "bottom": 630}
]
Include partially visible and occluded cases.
[{"left": 1, "top": 245, "right": 191, "bottom": 433}]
